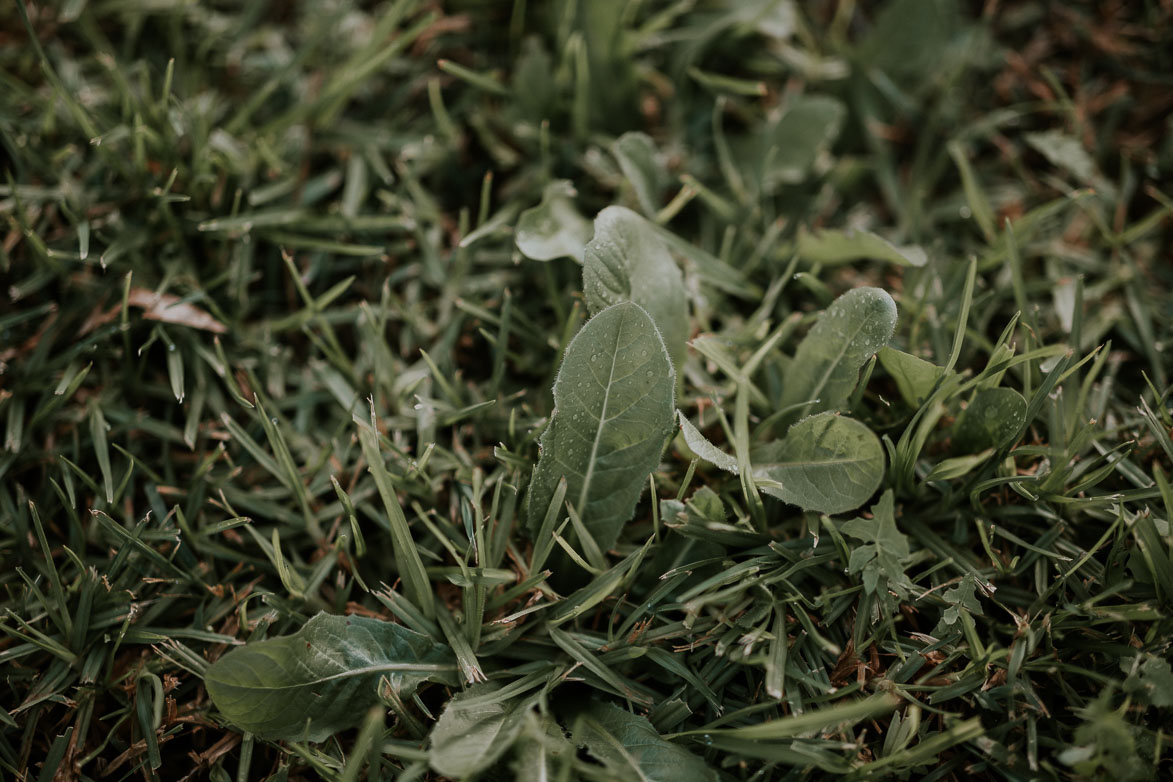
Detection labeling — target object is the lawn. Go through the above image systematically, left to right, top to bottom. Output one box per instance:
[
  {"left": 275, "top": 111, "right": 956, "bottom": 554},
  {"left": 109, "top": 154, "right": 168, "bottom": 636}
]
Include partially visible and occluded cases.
[{"left": 2, "top": 0, "right": 1172, "bottom": 780}]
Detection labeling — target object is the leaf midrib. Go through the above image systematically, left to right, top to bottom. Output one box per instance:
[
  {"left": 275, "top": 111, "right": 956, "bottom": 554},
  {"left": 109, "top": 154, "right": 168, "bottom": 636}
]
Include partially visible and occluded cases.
[
  {"left": 576, "top": 306, "right": 624, "bottom": 517},
  {"left": 797, "top": 313, "right": 872, "bottom": 414},
  {"left": 208, "top": 661, "right": 457, "bottom": 693}
]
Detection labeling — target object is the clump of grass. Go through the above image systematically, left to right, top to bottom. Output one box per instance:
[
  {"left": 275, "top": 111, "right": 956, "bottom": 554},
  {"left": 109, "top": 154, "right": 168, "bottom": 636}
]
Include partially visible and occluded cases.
[{"left": 2, "top": 1, "right": 1171, "bottom": 780}]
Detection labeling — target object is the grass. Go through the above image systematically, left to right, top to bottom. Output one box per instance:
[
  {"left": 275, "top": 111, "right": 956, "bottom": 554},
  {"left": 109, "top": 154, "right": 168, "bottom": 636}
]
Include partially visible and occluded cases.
[{"left": 2, "top": 0, "right": 1172, "bottom": 780}]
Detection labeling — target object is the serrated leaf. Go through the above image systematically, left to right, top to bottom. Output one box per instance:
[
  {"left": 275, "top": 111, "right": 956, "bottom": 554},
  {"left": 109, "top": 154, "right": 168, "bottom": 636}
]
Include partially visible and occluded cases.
[
  {"left": 515, "top": 180, "right": 593, "bottom": 263},
  {"left": 583, "top": 207, "right": 689, "bottom": 367},
  {"left": 797, "top": 227, "right": 927, "bottom": 267},
  {"left": 780, "top": 287, "right": 897, "bottom": 418},
  {"left": 526, "top": 302, "right": 675, "bottom": 565},
  {"left": 878, "top": 346, "right": 945, "bottom": 406},
  {"left": 954, "top": 387, "right": 1027, "bottom": 452},
  {"left": 677, "top": 411, "right": 739, "bottom": 474},
  {"left": 754, "top": 413, "right": 885, "bottom": 515},
  {"left": 840, "top": 490, "right": 914, "bottom": 598},
  {"left": 936, "top": 573, "right": 984, "bottom": 632},
  {"left": 205, "top": 613, "right": 454, "bottom": 742},
  {"left": 429, "top": 683, "right": 537, "bottom": 779},
  {"left": 572, "top": 701, "right": 719, "bottom": 782}
]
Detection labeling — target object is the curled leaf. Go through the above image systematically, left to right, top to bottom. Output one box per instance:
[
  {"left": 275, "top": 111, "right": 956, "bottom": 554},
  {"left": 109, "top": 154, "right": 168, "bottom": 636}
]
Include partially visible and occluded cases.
[{"left": 515, "top": 180, "right": 593, "bottom": 263}]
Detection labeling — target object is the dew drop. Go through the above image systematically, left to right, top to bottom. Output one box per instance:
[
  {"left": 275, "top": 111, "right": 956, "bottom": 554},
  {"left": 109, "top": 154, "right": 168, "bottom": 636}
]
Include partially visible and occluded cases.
[
  {"left": 168, "top": 344, "right": 176, "bottom": 352},
  {"left": 591, "top": 353, "right": 600, "bottom": 362},
  {"left": 645, "top": 370, "right": 654, "bottom": 378},
  {"left": 271, "top": 417, "right": 278, "bottom": 425}
]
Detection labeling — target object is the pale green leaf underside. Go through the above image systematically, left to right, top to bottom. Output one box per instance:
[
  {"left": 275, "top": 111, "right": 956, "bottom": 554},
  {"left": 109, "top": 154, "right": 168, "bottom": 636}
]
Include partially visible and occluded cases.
[
  {"left": 515, "top": 180, "right": 593, "bottom": 263},
  {"left": 583, "top": 206, "right": 689, "bottom": 367},
  {"left": 797, "top": 227, "right": 927, "bottom": 267},
  {"left": 780, "top": 286, "right": 897, "bottom": 418},
  {"left": 526, "top": 302, "right": 675, "bottom": 560},
  {"left": 878, "top": 346, "right": 945, "bottom": 406},
  {"left": 678, "top": 411, "right": 739, "bottom": 475},
  {"left": 754, "top": 413, "right": 885, "bottom": 514},
  {"left": 205, "top": 613, "right": 454, "bottom": 742},
  {"left": 429, "top": 683, "right": 536, "bottom": 778},
  {"left": 574, "top": 701, "right": 719, "bottom": 782}
]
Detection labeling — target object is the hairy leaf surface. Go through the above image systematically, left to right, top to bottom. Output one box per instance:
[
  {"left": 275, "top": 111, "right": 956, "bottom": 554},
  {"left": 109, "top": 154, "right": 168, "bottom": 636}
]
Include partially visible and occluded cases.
[
  {"left": 583, "top": 206, "right": 689, "bottom": 367},
  {"left": 526, "top": 302, "right": 675, "bottom": 561},
  {"left": 677, "top": 411, "right": 739, "bottom": 474},
  {"left": 205, "top": 613, "right": 454, "bottom": 742}
]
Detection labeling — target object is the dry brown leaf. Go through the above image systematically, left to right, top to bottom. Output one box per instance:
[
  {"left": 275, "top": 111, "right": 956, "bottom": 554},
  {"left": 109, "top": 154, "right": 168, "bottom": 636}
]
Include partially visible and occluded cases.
[{"left": 127, "top": 289, "right": 227, "bottom": 333}]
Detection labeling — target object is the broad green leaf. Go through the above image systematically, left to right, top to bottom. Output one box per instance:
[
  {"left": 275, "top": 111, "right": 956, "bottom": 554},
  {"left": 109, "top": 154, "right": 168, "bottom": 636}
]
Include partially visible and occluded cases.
[
  {"left": 758, "top": 95, "right": 845, "bottom": 190},
  {"left": 611, "top": 132, "right": 667, "bottom": 216},
  {"left": 515, "top": 180, "right": 593, "bottom": 263},
  {"left": 583, "top": 206, "right": 689, "bottom": 367},
  {"left": 796, "top": 227, "right": 927, "bottom": 267},
  {"left": 780, "top": 287, "right": 897, "bottom": 418},
  {"left": 526, "top": 302, "right": 675, "bottom": 563},
  {"left": 878, "top": 346, "right": 945, "bottom": 406},
  {"left": 954, "top": 387, "right": 1027, "bottom": 452},
  {"left": 677, "top": 411, "right": 739, "bottom": 474},
  {"left": 753, "top": 413, "right": 885, "bottom": 515},
  {"left": 840, "top": 490, "right": 914, "bottom": 597},
  {"left": 205, "top": 613, "right": 454, "bottom": 742},
  {"left": 429, "top": 683, "right": 537, "bottom": 779},
  {"left": 572, "top": 701, "right": 719, "bottom": 782},
  {"left": 512, "top": 712, "right": 574, "bottom": 779}
]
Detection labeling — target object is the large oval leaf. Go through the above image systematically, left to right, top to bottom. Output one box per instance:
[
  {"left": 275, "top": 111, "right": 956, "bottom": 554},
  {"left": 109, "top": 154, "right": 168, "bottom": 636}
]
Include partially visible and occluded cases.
[
  {"left": 583, "top": 206, "right": 689, "bottom": 367},
  {"left": 780, "top": 287, "right": 897, "bottom": 418},
  {"left": 526, "top": 302, "right": 675, "bottom": 563},
  {"left": 753, "top": 413, "right": 885, "bottom": 515},
  {"left": 205, "top": 612, "right": 455, "bottom": 742}
]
